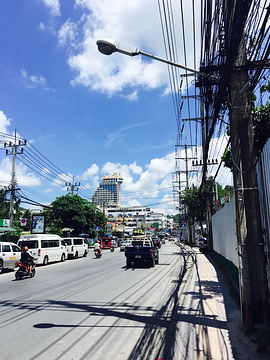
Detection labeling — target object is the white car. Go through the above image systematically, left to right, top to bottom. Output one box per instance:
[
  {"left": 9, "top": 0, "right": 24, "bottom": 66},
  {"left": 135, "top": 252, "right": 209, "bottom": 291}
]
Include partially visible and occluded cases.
[
  {"left": 120, "top": 240, "right": 132, "bottom": 252},
  {"left": 0, "top": 242, "right": 22, "bottom": 273}
]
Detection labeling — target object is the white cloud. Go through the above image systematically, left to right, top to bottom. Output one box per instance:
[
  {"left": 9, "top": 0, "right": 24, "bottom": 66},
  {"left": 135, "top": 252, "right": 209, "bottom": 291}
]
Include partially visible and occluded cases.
[
  {"left": 42, "top": 0, "right": 61, "bottom": 17},
  {"left": 58, "top": 0, "right": 201, "bottom": 98},
  {"left": 58, "top": 18, "right": 78, "bottom": 48},
  {"left": 38, "top": 22, "right": 46, "bottom": 31},
  {"left": 20, "top": 67, "right": 48, "bottom": 90},
  {"left": 0, "top": 110, "right": 11, "bottom": 133},
  {"left": 99, "top": 153, "right": 175, "bottom": 211},
  {"left": 0, "top": 158, "right": 41, "bottom": 187},
  {"left": 129, "top": 162, "right": 142, "bottom": 175},
  {"left": 80, "top": 164, "right": 99, "bottom": 181}
]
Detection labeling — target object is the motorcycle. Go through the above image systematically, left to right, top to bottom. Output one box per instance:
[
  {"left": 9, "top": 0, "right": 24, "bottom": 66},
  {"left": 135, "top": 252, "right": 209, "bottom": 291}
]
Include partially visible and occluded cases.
[
  {"left": 199, "top": 237, "right": 208, "bottom": 254},
  {"left": 110, "top": 246, "right": 115, "bottom": 252},
  {"left": 94, "top": 249, "right": 102, "bottom": 258},
  {"left": 14, "top": 261, "right": 36, "bottom": 280}
]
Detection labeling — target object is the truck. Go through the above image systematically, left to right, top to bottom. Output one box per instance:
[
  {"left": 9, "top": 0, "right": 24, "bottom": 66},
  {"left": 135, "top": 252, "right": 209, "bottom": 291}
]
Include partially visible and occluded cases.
[{"left": 125, "top": 237, "right": 159, "bottom": 268}]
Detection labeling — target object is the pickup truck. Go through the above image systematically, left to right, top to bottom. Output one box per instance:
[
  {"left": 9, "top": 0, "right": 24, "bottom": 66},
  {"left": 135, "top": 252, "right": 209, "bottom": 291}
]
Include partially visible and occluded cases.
[{"left": 125, "top": 239, "right": 159, "bottom": 268}]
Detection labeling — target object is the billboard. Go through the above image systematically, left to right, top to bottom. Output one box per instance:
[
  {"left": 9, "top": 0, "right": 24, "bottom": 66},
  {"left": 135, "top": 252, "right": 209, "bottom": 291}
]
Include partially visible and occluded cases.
[{"left": 31, "top": 214, "right": 46, "bottom": 234}]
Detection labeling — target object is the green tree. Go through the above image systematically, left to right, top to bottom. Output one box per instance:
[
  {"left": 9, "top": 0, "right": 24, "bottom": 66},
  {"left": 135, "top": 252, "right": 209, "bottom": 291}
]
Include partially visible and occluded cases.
[
  {"left": 222, "top": 81, "right": 270, "bottom": 169},
  {"left": 179, "top": 186, "right": 206, "bottom": 225},
  {"left": 0, "top": 189, "right": 9, "bottom": 219},
  {"left": 45, "top": 194, "right": 106, "bottom": 237}
]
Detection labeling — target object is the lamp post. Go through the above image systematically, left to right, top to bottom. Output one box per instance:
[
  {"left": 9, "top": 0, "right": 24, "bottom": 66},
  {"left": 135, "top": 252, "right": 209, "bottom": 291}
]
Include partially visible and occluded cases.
[{"left": 96, "top": 38, "right": 218, "bottom": 81}]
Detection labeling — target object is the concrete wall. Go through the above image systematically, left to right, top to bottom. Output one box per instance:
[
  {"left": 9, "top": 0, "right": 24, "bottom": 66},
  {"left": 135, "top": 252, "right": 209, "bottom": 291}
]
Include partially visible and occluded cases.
[{"left": 212, "top": 197, "right": 238, "bottom": 267}]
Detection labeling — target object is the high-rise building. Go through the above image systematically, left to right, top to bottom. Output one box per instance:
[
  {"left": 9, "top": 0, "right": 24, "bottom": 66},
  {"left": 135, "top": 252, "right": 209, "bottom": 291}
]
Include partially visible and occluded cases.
[{"left": 92, "top": 173, "right": 123, "bottom": 207}]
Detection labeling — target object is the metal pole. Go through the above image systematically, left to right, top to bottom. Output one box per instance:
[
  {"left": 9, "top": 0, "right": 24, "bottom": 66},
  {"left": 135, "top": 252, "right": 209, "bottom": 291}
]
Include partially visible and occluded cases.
[{"left": 9, "top": 130, "right": 17, "bottom": 228}]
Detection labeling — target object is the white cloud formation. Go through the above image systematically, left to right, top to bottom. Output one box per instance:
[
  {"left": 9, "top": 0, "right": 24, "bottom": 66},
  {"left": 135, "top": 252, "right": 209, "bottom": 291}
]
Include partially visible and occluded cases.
[
  {"left": 42, "top": 0, "right": 61, "bottom": 17},
  {"left": 56, "top": 0, "right": 201, "bottom": 98},
  {"left": 58, "top": 18, "right": 78, "bottom": 48},
  {"left": 20, "top": 68, "right": 48, "bottom": 90},
  {"left": 0, "top": 110, "right": 11, "bottom": 133},
  {"left": 99, "top": 152, "right": 175, "bottom": 210},
  {"left": 0, "top": 158, "right": 41, "bottom": 187},
  {"left": 80, "top": 164, "right": 99, "bottom": 181}
]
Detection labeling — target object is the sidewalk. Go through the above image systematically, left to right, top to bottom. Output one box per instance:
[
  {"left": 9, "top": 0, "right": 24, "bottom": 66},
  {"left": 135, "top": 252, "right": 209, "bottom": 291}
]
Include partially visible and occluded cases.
[{"left": 167, "top": 246, "right": 270, "bottom": 360}]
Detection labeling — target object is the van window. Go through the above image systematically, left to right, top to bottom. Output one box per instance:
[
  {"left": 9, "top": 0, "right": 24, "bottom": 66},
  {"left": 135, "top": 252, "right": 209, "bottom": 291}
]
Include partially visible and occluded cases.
[
  {"left": 64, "top": 239, "right": 72, "bottom": 245},
  {"left": 74, "top": 239, "right": 83, "bottom": 245},
  {"left": 18, "top": 240, "right": 38, "bottom": 249},
  {"left": 41, "top": 240, "right": 59, "bottom": 248}
]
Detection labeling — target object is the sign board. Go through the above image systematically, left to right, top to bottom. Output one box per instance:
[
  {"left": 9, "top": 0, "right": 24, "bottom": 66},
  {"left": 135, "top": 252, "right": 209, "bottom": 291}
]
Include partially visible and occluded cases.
[
  {"left": 220, "top": 195, "right": 225, "bottom": 205},
  {"left": 31, "top": 215, "right": 46, "bottom": 234},
  {"left": 21, "top": 218, "right": 27, "bottom": 226},
  {"left": 0, "top": 219, "right": 10, "bottom": 227},
  {"left": 95, "top": 226, "right": 100, "bottom": 232},
  {"left": 177, "top": 228, "right": 181, "bottom": 234}
]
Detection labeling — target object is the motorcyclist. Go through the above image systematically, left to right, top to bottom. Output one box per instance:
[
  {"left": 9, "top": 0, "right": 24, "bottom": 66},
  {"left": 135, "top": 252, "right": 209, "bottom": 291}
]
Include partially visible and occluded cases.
[
  {"left": 94, "top": 240, "right": 102, "bottom": 255},
  {"left": 20, "top": 246, "right": 34, "bottom": 273}
]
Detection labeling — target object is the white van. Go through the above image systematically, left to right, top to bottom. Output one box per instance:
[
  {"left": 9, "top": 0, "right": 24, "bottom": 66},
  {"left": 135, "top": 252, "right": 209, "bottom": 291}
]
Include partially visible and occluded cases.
[
  {"left": 18, "top": 234, "right": 68, "bottom": 265},
  {"left": 63, "top": 237, "right": 88, "bottom": 259}
]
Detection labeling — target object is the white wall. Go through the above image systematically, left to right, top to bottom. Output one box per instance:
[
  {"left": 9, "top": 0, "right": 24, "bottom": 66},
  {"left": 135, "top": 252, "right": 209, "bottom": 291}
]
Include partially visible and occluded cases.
[{"left": 212, "top": 197, "right": 238, "bottom": 267}]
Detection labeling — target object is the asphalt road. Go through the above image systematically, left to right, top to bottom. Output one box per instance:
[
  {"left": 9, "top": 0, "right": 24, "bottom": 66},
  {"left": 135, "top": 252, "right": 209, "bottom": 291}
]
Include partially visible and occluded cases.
[{"left": 0, "top": 242, "right": 185, "bottom": 360}]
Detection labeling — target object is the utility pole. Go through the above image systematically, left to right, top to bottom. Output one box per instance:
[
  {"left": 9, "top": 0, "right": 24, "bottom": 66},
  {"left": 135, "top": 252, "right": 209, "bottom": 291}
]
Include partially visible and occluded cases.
[
  {"left": 229, "top": 36, "right": 270, "bottom": 331},
  {"left": 4, "top": 130, "right": 26, "bottom": 228},
  {"left": 174, "top": 144, "right": 197, "bottom": 242},
  {"left": 65, "top": 177, "right": 80, "bottom": 196}
]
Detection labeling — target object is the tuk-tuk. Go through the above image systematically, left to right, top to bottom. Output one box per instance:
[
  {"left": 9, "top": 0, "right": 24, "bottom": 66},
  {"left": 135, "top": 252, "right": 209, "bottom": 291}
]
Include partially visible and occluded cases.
[{"left": 102, "top": 237, "right": 111, "bottom": 249}]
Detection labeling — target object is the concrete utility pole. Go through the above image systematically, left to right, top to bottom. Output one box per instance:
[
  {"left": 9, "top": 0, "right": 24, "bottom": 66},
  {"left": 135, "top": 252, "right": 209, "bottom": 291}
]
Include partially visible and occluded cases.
[
  {"left": 229, "top": 37, "right": 270, "bottom": 331},
  {"left": 4, "top": 130, "right": 26, "bottom": 228},
  {"left": 175, "top": 144, "right": 197, "bottom": 242}
]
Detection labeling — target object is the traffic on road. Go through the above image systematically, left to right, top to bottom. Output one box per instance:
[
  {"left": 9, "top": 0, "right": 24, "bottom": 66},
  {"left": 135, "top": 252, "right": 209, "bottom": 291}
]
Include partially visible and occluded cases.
[{"left": 0, "top": 238, "right": 237, "bottom": 360}]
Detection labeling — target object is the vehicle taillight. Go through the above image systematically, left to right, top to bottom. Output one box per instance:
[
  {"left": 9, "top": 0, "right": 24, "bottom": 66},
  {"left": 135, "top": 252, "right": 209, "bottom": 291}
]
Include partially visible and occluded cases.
[
  {"left": 71, "top": 246, "right": 73, "bottom": 252},
  {"left": 38, "top": 249, "right": 41, "bottom": 257},
  {"left": 150, "top": 249, "right": 152, "bottom": 255},
  {"left": 15, "top": 262, "right": 19, "bottom": 266}
]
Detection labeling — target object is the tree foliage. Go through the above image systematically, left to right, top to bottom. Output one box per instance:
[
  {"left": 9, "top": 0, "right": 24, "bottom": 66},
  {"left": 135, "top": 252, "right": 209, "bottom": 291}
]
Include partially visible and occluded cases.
[
  {"left": 222, "top": 81, "right": 270, "bottom": 169},
  {"left": 179, "top": 181, "right": 233, "bottom": 225},
  {"left": 179, "top": 186, "right": 207, "bottom": 225},
  {"left": 44, "top": 194, "right": 107, "bottom": 237}
]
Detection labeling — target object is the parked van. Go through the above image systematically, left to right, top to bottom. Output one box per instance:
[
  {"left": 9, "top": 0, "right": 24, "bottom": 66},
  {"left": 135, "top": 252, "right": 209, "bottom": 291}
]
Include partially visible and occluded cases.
[
  {"left": 18, "top": 234, "right": 68, "bottom": 265},
  {"left": 63, "top": 237, "right": 88, "bottom": 259}
]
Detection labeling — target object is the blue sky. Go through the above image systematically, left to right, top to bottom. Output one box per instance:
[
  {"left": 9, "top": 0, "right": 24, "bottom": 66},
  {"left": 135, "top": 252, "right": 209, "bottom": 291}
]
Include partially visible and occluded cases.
[{"left": 0, "top": 0, "right": 232, "bottom": 214}]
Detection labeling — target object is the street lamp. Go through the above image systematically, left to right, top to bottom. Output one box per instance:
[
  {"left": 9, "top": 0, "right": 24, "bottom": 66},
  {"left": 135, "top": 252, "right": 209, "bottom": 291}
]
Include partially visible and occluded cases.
[{"left": 96, "top": 38, "right": 218, "bottom": 80}]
